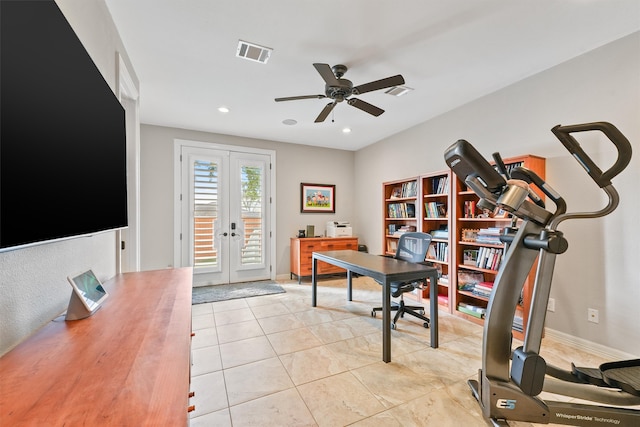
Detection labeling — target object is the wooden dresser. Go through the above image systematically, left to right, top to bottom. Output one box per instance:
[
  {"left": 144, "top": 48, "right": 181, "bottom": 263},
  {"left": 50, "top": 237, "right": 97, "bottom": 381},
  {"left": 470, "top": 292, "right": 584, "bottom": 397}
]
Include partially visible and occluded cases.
[
  {"left": 290, "top": 236, "right": 358, "bottom": 283},
  {"left": 0, "top": 267, "right": 193, "bottom": 426}
]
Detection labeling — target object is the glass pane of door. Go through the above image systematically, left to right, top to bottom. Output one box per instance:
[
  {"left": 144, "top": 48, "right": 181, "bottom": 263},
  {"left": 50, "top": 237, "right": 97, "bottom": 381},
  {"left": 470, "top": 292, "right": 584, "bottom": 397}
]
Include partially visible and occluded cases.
[
  {"left": 193, "top": 159, "right": 218, "bottom": 270},
  {"left": 240, "top": 163, "right": 263, "bottom": 266}
]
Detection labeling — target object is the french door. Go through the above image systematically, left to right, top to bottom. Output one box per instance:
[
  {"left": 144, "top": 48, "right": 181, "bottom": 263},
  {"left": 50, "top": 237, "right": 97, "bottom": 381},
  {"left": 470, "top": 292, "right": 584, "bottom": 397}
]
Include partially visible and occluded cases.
[{"left": 178, "top": 145, "right": 272, "bottom": 286}]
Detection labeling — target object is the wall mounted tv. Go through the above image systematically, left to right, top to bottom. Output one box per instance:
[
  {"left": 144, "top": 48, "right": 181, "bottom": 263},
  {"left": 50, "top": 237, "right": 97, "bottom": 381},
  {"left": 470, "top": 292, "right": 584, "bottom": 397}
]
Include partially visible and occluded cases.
[{"left": 1, "top": 0, "right": 128, "bottom": 252}]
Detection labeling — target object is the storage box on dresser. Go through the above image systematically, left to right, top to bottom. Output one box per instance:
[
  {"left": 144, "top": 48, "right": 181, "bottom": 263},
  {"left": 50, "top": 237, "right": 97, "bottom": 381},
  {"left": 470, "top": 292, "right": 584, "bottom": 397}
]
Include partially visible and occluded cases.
[{"left": 290, "top": 236, "right": 359, "bottom": 283}]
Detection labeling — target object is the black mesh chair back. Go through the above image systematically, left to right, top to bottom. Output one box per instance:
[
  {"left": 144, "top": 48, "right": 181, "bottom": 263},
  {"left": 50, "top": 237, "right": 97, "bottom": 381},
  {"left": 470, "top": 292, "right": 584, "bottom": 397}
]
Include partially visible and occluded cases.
[
  {"left": 371, "top": 232, "right": 433, "bottom": 329},
  {"left": 395, "top": 232, "right": 432, "bottom": 264}
]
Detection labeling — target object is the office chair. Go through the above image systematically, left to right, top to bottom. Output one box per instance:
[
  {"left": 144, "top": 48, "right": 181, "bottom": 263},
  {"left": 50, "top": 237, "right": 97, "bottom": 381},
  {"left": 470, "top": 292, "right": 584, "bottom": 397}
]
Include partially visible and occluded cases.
[{"left": 371, "top": 232, "right": 433, "bottom": 329}]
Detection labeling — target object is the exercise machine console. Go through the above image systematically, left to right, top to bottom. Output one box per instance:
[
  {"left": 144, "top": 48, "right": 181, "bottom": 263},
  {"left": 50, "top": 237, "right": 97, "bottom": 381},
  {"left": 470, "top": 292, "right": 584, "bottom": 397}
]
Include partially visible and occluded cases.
[{"left": 444, "top": 122, "right": 639, "bottom": 426}]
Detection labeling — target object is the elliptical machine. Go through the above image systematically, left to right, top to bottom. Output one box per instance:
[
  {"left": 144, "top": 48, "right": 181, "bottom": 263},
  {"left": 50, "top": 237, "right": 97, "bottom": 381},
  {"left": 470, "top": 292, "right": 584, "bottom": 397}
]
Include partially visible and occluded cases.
[{"left": 444, "top": 122, "right": 639, "bottom": 426}]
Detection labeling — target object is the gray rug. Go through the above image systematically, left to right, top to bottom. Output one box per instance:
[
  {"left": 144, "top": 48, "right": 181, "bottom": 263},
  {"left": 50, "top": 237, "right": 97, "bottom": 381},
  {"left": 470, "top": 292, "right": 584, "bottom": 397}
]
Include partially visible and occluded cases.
[{"left": 192, "top": 280, "right": 285, "bottom": 304}]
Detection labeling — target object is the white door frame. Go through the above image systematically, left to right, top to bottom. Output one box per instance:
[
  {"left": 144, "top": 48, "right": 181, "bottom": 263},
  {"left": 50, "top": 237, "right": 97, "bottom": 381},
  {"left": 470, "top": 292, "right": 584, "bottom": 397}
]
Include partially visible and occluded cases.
[
  {"left": 116, "top": 53, "right": 140, "bottom": 273},
  {"left": 173, "top": 139, "right": 276, "bottom": 282}
]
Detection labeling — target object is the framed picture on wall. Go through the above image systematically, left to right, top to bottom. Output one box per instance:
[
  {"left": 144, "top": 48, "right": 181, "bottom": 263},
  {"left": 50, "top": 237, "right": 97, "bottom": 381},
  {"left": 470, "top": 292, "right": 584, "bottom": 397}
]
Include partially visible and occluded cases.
[{"left": 300, "top": 183, "right": 335, "bottom": 213}]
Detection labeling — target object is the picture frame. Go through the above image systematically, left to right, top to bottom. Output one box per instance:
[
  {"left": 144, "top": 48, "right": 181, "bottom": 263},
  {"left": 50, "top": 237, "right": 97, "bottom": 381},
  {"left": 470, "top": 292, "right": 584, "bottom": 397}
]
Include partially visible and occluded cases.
[
  {"left": 300, "top": 183, "right": 335, "bottom": 213},
  {"left": 461, "top": 228, "right": 479, "bottom": 242}
]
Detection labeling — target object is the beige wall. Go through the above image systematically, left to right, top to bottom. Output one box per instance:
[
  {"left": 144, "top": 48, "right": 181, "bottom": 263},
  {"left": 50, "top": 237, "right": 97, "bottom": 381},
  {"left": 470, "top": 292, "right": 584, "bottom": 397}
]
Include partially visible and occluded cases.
[
  {"left": 0, "top": 0, "right": 138, "bottom": 356},
  {"left": 354, "top": 32, "right": 640, "bottom": 355},
  {"left": 139, "top": 125, "right": 356, "bottom": 277}
]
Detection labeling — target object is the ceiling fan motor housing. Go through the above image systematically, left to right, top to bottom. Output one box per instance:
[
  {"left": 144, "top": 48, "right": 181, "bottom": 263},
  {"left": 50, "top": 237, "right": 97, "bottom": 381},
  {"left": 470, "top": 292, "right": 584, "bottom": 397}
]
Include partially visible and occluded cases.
[{"left": 325, "top": 79, "right": 353, "bottom": 102}]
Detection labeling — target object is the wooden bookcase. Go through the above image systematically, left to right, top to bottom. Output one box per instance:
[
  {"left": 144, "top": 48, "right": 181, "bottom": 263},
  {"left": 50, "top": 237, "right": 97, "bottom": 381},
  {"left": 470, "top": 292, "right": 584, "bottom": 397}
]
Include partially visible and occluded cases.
[
  {"left": 382, "top": 154, "right": 545, "bottom": 340},
  {"left": 451, "top": 154, "right": 545, "bottom": 340},
  {"left": 421, "top": 171, "right": 452, "bottom": 310},
  {"left": 382, "top": 177, "right": 419, "bottom": 256}
]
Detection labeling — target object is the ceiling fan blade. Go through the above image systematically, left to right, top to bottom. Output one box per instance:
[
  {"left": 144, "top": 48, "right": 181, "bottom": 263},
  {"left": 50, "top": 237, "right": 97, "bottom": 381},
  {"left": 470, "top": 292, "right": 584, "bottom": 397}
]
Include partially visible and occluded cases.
[
  {"left": 313, "top": 63, "right": 340, "bottom": 86},
  {"left": 353, "top": 74, "right": 405, "bottom": 95},
  {"left": 275, "top": 94, "right": 325, "bottom": 102},
  {"left": 347, "top": 98, "right": 385, "bottom": 117},
  {"left": 315, "top": 102, "right": 337, "bottom": 123}
]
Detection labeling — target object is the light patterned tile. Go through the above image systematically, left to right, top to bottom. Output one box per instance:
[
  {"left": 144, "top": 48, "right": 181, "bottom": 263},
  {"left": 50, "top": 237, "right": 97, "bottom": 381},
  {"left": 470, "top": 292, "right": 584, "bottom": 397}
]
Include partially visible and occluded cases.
[
  {"left": 214, "top": 307, "right": 255, "bottom": 326},
  {"left": 257, "top": 313, "right": 306, "bottom": 334},
  {"left": 216, "top": 319, "right": 263, "bottom": 344},
  {"left": 267, "top": 327, "right": 323, "bottom": 355},
  {"left": 219, "top": 336, "right": 276, "bottom": 369},
  {"left": 191, "top": 344, "right": 223, "bottom": 376},
  {"left": 279, "top": 345, "right": 348, "bottom": 385},
  {"left": 224, "top": 357, "right": 294, "bottom": 406},
  {"left": 189, "top": 371, "right": 228, "bottom": 418},
  {"left": 297, "top": 372, "right": 385, "bottom": 427},
  {"left": 229, "top": 388, "right": 317, "bottom": 427}
]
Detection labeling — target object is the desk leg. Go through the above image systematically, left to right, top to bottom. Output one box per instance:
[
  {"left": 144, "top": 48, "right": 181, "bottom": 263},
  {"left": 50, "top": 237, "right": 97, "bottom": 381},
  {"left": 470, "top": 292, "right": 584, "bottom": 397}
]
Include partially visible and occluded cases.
[
  {"left": 312, "top": 257, "right": 317, "bottom": 307},
  {"left": 347, "top": 270, "right": 352, "bottom": 301},
  {"left": 429, "top": 271, "right": 438, "bottom": 348},
  {"left": 382, "top": 279, "right": 391, "bottom": 363}
]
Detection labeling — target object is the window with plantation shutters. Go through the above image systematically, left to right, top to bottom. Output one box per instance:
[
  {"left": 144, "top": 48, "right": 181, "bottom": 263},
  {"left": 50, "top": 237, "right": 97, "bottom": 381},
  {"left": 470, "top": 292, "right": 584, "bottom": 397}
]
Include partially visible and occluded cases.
[
  {"left": 193, "top": 159, "right": 219, "bottom": 269},
  {"left": 240, "top": 164, "right": 263, "bottom": 265}
]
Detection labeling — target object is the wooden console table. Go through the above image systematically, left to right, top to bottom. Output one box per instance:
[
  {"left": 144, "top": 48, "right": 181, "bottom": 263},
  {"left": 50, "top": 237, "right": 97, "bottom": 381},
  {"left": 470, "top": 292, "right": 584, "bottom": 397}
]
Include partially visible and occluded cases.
[
  {"left": 290, "top": 236, "right": 358, "bottom": 283},
  {"left": 0, "top": 267, "right": 193, "bottom": 426}
]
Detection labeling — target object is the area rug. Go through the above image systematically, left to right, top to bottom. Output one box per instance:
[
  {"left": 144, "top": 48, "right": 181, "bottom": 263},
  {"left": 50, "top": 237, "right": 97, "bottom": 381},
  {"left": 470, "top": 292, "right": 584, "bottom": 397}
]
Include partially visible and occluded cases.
[{"left": 192, "top": 280, "right": 285, "bottom": 304}]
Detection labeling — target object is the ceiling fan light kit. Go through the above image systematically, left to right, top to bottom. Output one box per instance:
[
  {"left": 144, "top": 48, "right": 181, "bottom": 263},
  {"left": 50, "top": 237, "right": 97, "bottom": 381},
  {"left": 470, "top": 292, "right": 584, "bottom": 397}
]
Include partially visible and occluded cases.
[{"left": 275, "top": 63, "right": 405, "bottom": 123}]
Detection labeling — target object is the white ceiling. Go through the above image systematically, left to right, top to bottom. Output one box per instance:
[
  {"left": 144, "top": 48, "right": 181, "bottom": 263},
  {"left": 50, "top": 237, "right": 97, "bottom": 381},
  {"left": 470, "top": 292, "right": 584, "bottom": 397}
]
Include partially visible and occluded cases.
[{"left": 104, "top": 0, "right": 640, "bottom": 151}]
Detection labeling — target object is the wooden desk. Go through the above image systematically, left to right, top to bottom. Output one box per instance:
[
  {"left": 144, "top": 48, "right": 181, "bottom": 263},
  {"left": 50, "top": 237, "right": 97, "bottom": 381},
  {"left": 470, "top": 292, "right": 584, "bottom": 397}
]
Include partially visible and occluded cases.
[
  {"left": 311, "top": 250, "right": 438, "bottom": 363},
  {"left": 0, "top": 268, "right": 193, "bottom": 426}
]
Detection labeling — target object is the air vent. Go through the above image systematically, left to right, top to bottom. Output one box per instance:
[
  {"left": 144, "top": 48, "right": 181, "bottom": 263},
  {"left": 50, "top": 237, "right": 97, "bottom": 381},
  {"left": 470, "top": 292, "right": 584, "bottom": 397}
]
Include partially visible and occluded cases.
[
  {"left": 236, "top": 40, "right": 272, "bottom": 64},
  {"left": 385, "top": 86, "right": 413, "bottom": 97}
]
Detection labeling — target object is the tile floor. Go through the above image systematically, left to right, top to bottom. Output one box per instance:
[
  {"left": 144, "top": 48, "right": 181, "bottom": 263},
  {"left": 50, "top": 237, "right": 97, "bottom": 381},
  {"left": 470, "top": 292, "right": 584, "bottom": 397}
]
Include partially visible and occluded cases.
[{"left": 189, "top": 277, "right": 636, "bottom": 426}]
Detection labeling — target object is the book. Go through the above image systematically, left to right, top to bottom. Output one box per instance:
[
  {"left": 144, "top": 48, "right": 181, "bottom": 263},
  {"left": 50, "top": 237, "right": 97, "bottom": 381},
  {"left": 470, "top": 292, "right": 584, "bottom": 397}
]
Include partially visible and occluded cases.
[{"left": 458, "top": 304, "right": 485, "bottom": 318}]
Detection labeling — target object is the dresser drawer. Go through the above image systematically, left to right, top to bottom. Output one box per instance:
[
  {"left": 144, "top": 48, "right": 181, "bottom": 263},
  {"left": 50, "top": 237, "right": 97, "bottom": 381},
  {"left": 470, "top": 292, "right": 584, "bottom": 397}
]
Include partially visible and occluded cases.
[{"left": 290, "top": 237, "right": 359, "bottom": 280}]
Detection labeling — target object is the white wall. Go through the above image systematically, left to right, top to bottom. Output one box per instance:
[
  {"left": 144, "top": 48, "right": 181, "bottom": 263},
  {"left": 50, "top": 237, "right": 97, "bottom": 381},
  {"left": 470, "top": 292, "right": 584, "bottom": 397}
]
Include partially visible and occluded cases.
[
  {"left": 0, "top": 0, "right": 139, "bottom": 356},
  {"left": 354, "top": 32, "right": 640, "bottom": 355},
  {"left": 139, "top": 125, "right": 356, "bottom": 277}
]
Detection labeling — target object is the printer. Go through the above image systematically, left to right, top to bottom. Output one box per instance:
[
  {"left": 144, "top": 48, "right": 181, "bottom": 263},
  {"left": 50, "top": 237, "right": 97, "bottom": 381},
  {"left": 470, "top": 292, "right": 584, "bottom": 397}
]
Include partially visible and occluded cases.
[{"left": 326, "top": 221, "right": 352, "bottom": 237}]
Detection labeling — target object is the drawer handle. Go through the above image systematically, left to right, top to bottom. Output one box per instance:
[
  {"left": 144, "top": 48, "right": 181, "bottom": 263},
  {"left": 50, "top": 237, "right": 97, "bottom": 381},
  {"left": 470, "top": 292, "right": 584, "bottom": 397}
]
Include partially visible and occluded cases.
[{"left": 188, "top": 405, "right": 196, "bottom": 413}]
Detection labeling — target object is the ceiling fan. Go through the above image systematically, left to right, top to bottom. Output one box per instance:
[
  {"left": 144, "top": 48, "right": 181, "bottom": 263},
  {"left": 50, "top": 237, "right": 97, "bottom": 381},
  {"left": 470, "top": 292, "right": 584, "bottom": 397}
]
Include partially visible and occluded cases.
[{"left": 274, "top": 63, "right": 405, "bottom": 123}]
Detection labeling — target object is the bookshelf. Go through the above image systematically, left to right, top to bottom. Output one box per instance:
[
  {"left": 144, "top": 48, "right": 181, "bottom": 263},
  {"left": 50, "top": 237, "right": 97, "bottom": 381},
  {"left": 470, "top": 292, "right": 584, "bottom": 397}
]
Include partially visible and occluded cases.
[
  {"left": 381, "top": 154, "right": 545, "bottom": 340},
  {"left": 451, "top": 154, "right": 545, "bottom": 340},
  {"left": 421, "top": 171, "right": 451, "bottom": 310},
  {"left": 383, "top": 177, "right": 419, "bottom": 256}
]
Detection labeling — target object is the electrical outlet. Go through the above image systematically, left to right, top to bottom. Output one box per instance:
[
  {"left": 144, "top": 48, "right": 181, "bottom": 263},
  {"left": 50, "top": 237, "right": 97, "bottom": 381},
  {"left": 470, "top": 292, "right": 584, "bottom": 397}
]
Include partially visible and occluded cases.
[
  {"left": 547, "top": 298, "right": 555, "bottom": 312},
  {"left": 588, "top": 308, "right": 599, "bottom": 323}
]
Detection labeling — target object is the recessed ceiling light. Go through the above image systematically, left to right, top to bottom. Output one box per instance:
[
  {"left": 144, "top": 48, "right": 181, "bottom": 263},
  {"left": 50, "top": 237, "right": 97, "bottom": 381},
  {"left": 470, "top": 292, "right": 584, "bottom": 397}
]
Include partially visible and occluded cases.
[
  {"left": 385, "top": 86, "right": 413, "bottom": 97},
  {"left": 218, "top": 106, "right": 230, "bottom": 113},
  {"left": 282, "top": 119, "right": 297, "bottom": 125},
  {"left": 342, "top": 127, "right": 351, "bottom": 134}
]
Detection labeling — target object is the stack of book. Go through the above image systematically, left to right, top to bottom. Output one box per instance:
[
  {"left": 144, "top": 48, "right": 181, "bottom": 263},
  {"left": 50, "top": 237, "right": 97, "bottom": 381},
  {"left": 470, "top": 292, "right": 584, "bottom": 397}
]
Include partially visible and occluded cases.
[
  {"left": 431, "top": 175, "right": 449, "bottom": 194},
  {"left": 391, "top": 181, "right": 417, "bottom": 199},
  {"left": 463, "top": 200, "right": 477, "bottom": 218},
  {"left": 424, "top": 201, "right": 447, "bottom": 218},
  {"left": 388, "top": 203, "right": 416, "bottom": 218},
  {"left": 392, "top": 225, "right": 416, "bottom": 237},
  {"left": 429, "top": 227, "right": 449, "bottom": 240},
  {"left": 475, "top": 227, "right": 503, "bottom": 244},
  {"left": 427, "top": 242, "right": 448, "bottom": 262},
  {"left": 475, "top": 247, "right": 503, "bottom": 271},
  {"left": 472, "top": 281, "right": 494, "bottom": 299},
  {"left": 457, "top": 302, "right": 486, "bottom": 319},
  {"left": 513, "top": 315, "right": 523, "bottom": 333}
]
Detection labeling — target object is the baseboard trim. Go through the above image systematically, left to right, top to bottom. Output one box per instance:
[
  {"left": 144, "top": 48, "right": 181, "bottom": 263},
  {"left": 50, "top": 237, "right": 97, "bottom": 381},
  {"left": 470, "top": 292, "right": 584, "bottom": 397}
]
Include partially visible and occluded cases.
[{"left": 544, "top": 328, "right": 638, "bottom": 360}]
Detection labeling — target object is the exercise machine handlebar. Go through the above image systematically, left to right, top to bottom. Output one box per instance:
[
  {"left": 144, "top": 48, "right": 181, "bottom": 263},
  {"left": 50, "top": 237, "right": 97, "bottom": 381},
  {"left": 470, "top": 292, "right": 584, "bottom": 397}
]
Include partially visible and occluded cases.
[{"left": 551, "top": 121, "right": 632, "bottom": 188}]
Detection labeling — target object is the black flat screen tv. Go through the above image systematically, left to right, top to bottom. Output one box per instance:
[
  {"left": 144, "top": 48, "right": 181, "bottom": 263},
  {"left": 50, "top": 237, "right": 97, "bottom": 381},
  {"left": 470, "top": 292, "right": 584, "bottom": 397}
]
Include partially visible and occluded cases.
[{"left": 1, "top": 0, "right": 128, "bottom": 252}]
